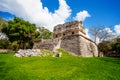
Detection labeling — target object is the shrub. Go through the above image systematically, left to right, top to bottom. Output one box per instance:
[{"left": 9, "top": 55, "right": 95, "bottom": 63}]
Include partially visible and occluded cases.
[
  {"left": 0, "top": 40, "right": 10, "bottom": 49},
  {"left": 11, "top": 41, "right": 18, "bottom": 51},
  {"left": 98, "top": 41, "right": 112, "bottom": 53}
]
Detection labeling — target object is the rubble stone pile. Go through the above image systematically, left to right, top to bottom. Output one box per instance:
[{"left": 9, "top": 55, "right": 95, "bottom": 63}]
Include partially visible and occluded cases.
[{"left": 14, "top": 49, "right": 45, "bottom": 57}]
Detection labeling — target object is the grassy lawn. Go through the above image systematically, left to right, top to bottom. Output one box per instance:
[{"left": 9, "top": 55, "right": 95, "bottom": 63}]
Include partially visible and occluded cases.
[{"left": 0, "top": 50, "right": 120, "bottom": 80}]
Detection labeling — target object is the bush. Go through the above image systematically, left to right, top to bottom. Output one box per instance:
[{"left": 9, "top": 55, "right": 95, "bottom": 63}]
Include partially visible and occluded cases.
[
  {"left": 98, "top": 38, "right": 120, "bottom": 56},
  {"left": 0, "top": 40, "right": 10, "bottom": 49},
  {"left": 11, "top": 41, "right": 18, "bottom": 51},
  {"left": 98, "top": 41, "right": 112, "bottom": 53},
  {"left": 112, "top": 42, "right": 120, "bottom": 53}
]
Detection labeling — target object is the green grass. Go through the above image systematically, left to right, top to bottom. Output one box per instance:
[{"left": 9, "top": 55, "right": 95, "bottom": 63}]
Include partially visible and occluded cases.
[{"left": 0, "top": 50, "right": 120, "bottom": 80}]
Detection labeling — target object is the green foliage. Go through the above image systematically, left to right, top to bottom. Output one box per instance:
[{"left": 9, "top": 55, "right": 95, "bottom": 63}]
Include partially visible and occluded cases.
[
  {"left": 0, "top": 17, "right": 7, "bottom": 32},
  {"left": 2, "top": 17, "right": 38, "bottom": 49},
  {"left": 37, "top": 27, "right": 52, "bottom": 39},
  {"left": 98, "top": 38, "right": 120, "bottom": 56},
  {"left": 111, "top": 38, "right": 120, "bottom": 53},
  {"left": 0, "top": 40, "right": 10, "bottom": 49},
  {"left": 11, "top": 41, "right": 18, "bottom": 51},
  {"left": 98, "top": 41, "right": 112, "bottom": 53},
  {"left": 112, "top": 43, "right": 120, "bottom": 52},
  {"left": 57, "top": 48, "right": 71, "bottom": 56},
  {"left": 41, "top": 49, "right": 53, "bottom": 56},
  {"left": 0, "top": 53, "right": 120, "bottom": 80}
]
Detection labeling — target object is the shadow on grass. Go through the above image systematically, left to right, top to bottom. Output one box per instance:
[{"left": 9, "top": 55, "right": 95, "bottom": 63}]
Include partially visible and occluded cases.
[
  {"left": 98, "top": 57, "right": 120, "bottom": 65},
  {"left": 0, "top": 61, "right": 14, "bottom": 79}
]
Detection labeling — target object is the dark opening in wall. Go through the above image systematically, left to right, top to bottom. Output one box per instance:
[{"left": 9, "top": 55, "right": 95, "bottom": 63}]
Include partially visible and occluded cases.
[
  {"left": 66, "top": 26, "right": 69, "bottom": 28},
  {"left": 58, "top": 27, "right": 61, "bottom": 30},
  {"left": 54, "top": 28, "right": 56, "bottom": 31},
  {"left": 72, "top": 32, "right": 74, "bottom": 34},
  {"left": 63, "top": 34, "right": 65, "bottom": 36},
  {"left": 56, "top": 35, "right": 58, "bottom": 38}
]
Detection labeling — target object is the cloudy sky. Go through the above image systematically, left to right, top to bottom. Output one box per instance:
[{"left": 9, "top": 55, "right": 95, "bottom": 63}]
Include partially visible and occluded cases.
[{"left": 0, "top": 0, "right": 120, "bottom": 36}]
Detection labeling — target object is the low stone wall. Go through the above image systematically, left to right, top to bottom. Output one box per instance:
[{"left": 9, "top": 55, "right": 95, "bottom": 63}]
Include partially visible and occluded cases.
[
  {"left": 33, "top": 38, "right": 61, "bottom": 52},
  {"left": 33, "top": 39, "right": 54, "bottom": 51},
  {"left": 0, "top": 49, "right": 13, "bottom": 53},
  {"left": 103, "top": 52, "right": 120, "bottom": 57}
]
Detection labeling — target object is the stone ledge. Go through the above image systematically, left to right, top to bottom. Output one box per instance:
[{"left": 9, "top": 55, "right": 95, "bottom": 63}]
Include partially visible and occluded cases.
[{"left": 0, "top": 49, "right": 13, "bottom": 53}]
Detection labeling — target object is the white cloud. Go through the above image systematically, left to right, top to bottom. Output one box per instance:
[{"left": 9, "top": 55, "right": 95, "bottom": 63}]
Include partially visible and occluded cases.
[
  {"left": 0, "top": 0, "right": 71, "bottom": 31},
  {"left": 0, "top": 0, "right": 91, "bottom": 32},
  {"left": 74, "top": 10, "right": 91, "bottom": 21},
  {"left": 114, "top": 24, "right": 120, "bottom": 35},
  {"left": 88, "top": 27, "right": 116, "bottom": 43},
  {"left": 85, "top": 28, "right": 90, "bottom": 38},
  {"left": 102, "top": 28, "right": 116, "bottom": 41},
  {"left": 104, "top": 28, "right": 113, "bottom": 33}
]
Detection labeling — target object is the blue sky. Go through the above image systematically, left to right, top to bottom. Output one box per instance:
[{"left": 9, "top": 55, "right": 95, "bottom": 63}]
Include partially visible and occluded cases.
[
  {"left": 0, "top": 0, "right": 120, "bottom": 33},
  {"left": 67, "top": 0, "right": 120, "bottom": 29}
]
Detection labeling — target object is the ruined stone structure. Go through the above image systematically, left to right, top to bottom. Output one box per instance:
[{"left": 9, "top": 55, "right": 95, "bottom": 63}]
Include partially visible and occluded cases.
[{"left": 33, "top": 21, "right": 98, "bottom": 57}]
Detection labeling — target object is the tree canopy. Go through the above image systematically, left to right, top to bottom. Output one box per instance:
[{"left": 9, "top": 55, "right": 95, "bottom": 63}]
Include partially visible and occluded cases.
[
  {"left": 0, "top": 17, "right": 7, "bottom": 32},
  {"left": 2, "top": 17, "right": 39, "bottom": 49},
  {"left": 89, "top": 25, "right": 113, "bottom": 43},
  {"left": 37, "top": 27, "right": 52, "bottom": 39},
  {"left": 98, "top": 37, "right": 120, "bottom": 56}
]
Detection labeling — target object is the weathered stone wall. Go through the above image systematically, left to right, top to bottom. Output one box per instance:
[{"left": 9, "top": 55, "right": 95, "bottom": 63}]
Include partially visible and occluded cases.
[
  {"left": 53, "top": 21, "right": 85, "bottom": 38},
  {"left": 60, "top": 35, "right": 98, "bottom": 57},
  {"left": 61, "top": 35, "right": 80, "bottom": 56},
  {"left": 78, "top": 36, "right": 98, "bottom": 57},
  {"left": 33, "top": 38, "right": 61, "bottom": 52},
  {"left": 33, "top": 39, "right": 54, "bottom": 51},
  {"left": 0, "top": 49, "right": 13, "bottom": 53}
]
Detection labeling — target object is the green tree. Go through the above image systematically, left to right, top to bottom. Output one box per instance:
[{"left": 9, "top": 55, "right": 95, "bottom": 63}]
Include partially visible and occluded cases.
[
  {"left": 0, "top": 17, "right": 8, "bottom": 32},
  {"left": 0, "top": 17, "right": 8, "bottom": 40},
  {"left": 2, "top": 17, "right": 38, "bottom": 49},
  {"left": 89, "top": 25, "right": 113, "bottom": 43},
  {"left": 37, "top": 27, "right": 52, "bottom": 39},
  {"left": 111, "top": 38, "right": 120, "bottom": 53},
  {"left": 0, "top": 40, "right": 10, "bottom": 49},
  {"left": 98, "top": 41, "right": 112, "bottom": 53}
]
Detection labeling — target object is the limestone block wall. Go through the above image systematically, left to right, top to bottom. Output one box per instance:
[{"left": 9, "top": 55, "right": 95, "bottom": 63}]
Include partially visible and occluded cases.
[
  {"left": 53, "top": 21, "right": 86, "bottom": 39},
  {"left": 33, "top": 34, "right": 98, "bottom": 57},
  {"left": 60, "top": 35, "right": 98, "bottom": 57},
  {"left": 61, "top": 35, "right": 80, "bottom": 56},
  {"left": 78, "top": 36, "right": 98, "bottom": 57},
  {"left": 33, "top": 38, "right": 61, "bottom": 51},
  {"left": 33, "top": 39, "right": 54, "bottom": 51},
  {"left": 0, "top": 49, "right": 13, "bottom": 53}
]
